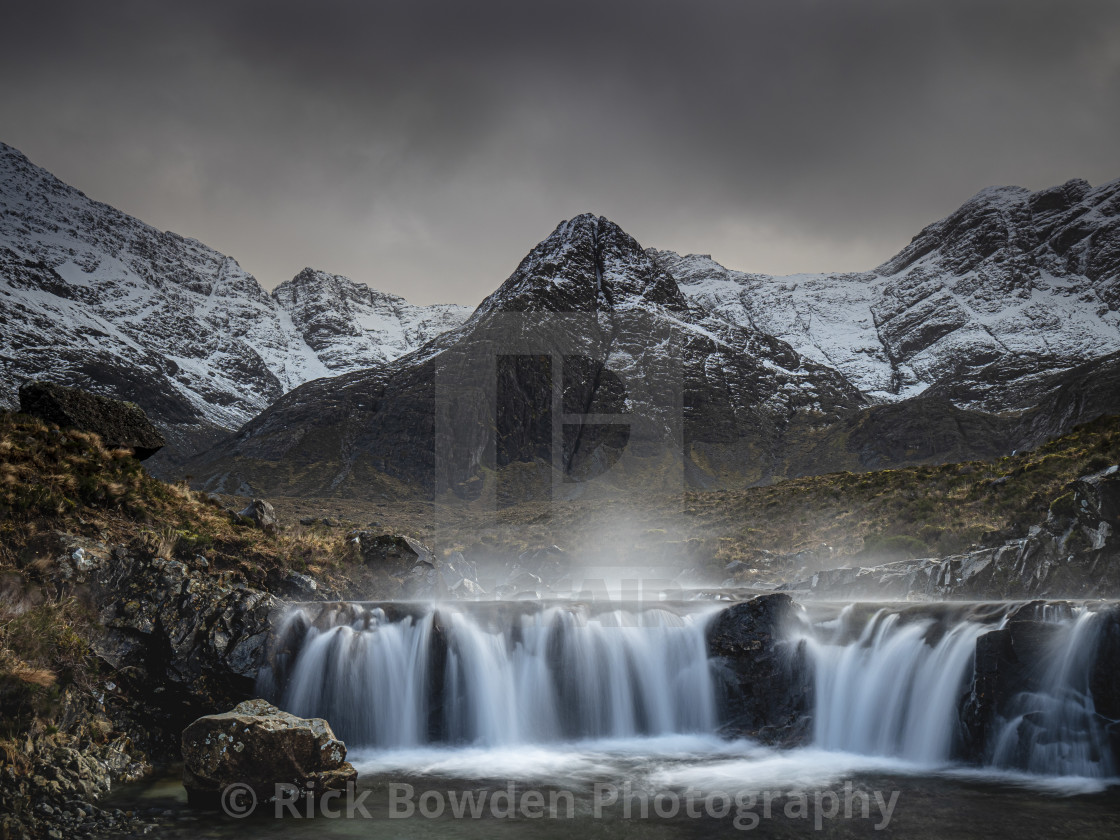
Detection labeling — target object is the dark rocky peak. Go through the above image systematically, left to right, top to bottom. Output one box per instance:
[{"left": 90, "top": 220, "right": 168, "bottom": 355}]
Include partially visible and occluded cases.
[
  {"left": 879, "top": 178, "right": 1120, "bottom": 284},
  {"left": 1027, "top": 178, "right": 1092, "bottom": 218},
  {"left": 879, "top": 184, "right": 1036, "bottom": 276},
  {"left": 473, "top": 213, "right": 689, "bottom": 318}
]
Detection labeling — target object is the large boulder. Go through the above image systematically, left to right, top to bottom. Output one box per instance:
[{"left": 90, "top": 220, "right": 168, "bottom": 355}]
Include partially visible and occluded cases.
[
  {"left": 18, "top": 380, "right": 165, "bottom": 460},
  {"left": 237, "top": 499, "right": 280, "bottom": 535},
  {"left": 348, "top": 532, "right": 486, "bottom": 599},
  {"left": 352, "top": 532, "right": 432, "bottom": 568},
  {"left": 706, "top": 594, "right": 813, "bottom": 744},
  {"left": 181, "top": 699, "right": 356, "bottom": 808}
]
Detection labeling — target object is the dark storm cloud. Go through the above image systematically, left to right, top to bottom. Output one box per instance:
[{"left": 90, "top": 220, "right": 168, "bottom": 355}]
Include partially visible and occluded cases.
[{"left": 2, "top": 1, "right": 1118, "bottom": 303}]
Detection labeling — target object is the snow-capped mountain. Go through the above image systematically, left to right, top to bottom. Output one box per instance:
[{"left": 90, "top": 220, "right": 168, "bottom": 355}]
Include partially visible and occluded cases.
[
  {"left": 0, "top": 142, "right": 469, "bottom": 464},
  {"left": 661, "top": 177, "right": 1120, "bottom": 409}
]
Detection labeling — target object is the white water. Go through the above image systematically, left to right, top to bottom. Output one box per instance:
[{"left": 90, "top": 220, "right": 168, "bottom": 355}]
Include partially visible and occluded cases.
[
  {"left": 264, "top": 599, "right": 1116, "bottom": 791},
  {"left": 276, "top": 603, "right": 718, "bottom": 748},
  {"left": 798, "top": 604, "right": 1117, "bottom": 781},
  {"left": 801, "top": 607, "right": 995, "bottom": 764}
]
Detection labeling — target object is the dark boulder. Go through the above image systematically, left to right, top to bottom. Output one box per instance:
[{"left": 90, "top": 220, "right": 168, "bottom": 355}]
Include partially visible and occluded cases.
[
  {"left": 18, "top": 380, "right": 165, "bottom": 460},
  {"left": 353, "top": 532, "right": 432, "bottom": 568},
  {"left": 706, "top": 594, "right": 813, "bottom": 745},
  {"left": 181, "top": 699, "right": 356, "bottom": 809}
]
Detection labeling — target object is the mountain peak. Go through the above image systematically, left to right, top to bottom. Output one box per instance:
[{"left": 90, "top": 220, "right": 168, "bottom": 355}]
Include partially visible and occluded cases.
[{"left": 473, "top": 213, "right": 689, "bottom": 317}]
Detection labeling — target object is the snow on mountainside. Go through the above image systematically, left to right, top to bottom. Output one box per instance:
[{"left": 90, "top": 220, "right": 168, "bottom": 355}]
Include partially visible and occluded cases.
[
  {"left": 0, "top": 141, "right": 468, "bottom": 462},
  {"left": 660, "top": 178, "right": 1120, "bottom": 409},
  {"left": 273, "top": 268, "right": 469, "bottom": 370}
]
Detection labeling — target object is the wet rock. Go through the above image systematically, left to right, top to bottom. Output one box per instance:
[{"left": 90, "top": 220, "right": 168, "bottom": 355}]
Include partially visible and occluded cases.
[
  {"left": 18, "top": 380, "right": 165, "bottom": 459},
  {"left": 237, "top": 499, "right": 279, "bottom": 535},
  {"left": 438, "top": 551, "right": 483, "bottom": 596},
  {"left": 401, "top": 557, "right": 445, "bottom": 599},
  {"left": 280, "top": 572, "right": 319, "bottom": 600},
  {"left": 706, "top": 594, "right": 813, "bottom": 744},
  {"left": 1089, "top": 604, "right": 1120, "bottom": 762},
  {"left": 181, "top": 699, "right": 356, "bottom": 808}
]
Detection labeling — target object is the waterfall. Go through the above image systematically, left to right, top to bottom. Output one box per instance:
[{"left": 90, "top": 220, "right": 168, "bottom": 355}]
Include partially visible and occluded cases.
[
  {"left": 267, "top": 602, "right": 718, "bottom": 748},
  {"left": 798, "top": 603, "right": 1117, "bottom": 779},
  {"left": 801, "top": 607, "right": 993, "bottom": 764},
  {"left": 991, "top": 610, "right": 1114, "bottom": 778}
]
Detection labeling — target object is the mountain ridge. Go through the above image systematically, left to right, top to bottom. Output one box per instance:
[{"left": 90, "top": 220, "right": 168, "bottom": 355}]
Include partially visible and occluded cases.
[
  {"left": 4, "top": 138, "right": 1120, "bottom": 493},
  {"left": 661, "top": 176, "right": 1120, "bottom": 408}
]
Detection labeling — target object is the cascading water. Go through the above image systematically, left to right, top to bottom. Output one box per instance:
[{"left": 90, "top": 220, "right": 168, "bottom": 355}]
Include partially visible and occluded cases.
[
  {"left": 265, "top": 602, "right": 719, "bottom": 749},
  {"left": 797, "top": 603, "right": 1118, "bottom": 780},
  {"left": 800, "top": 606, "right": 996, "bottom": 764},
  {"left": 991, "top": 609, "right": 1114, "bottom": 778}
]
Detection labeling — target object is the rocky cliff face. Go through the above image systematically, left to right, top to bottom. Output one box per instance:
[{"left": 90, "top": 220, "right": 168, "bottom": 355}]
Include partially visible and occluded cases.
[
  {"left": 0, "top": 142, "right": 468, "bottom": 468},
  {"left": 272, "top": 268, "right": 469, "bottom": 371}
]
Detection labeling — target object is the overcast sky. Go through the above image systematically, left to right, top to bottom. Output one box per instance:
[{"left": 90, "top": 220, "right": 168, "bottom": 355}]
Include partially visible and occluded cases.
[{"left": 2, "top": 1, "right": 1118, "bottom": 305}]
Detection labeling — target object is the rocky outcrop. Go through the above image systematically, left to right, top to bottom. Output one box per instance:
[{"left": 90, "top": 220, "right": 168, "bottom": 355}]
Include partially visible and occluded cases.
[
  {"left": 18, "top": 380, "right": 165, "bottom": 460},
  {"left": 22, "top": 531, "right": 283, "bottom": 757},
  {"left": 92, "top": 553, "right": 281, "bottom": 748},
  {"left": 706, "top": 594, "right": 812, "bottom": 745},
  {"left": 0, "top": 655, "right": 162, "bottom": 840},
  {"left": 181, "top": 699, "right": 356, "bottom": 808},
  {"left": 0, "top": 716, "right": 154, "bottom": 839}
]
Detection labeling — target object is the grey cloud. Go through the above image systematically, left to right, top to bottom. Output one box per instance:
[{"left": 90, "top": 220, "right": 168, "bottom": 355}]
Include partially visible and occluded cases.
[{"left": 1, "top": 1, "right": 1118, "bottom": 304}]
